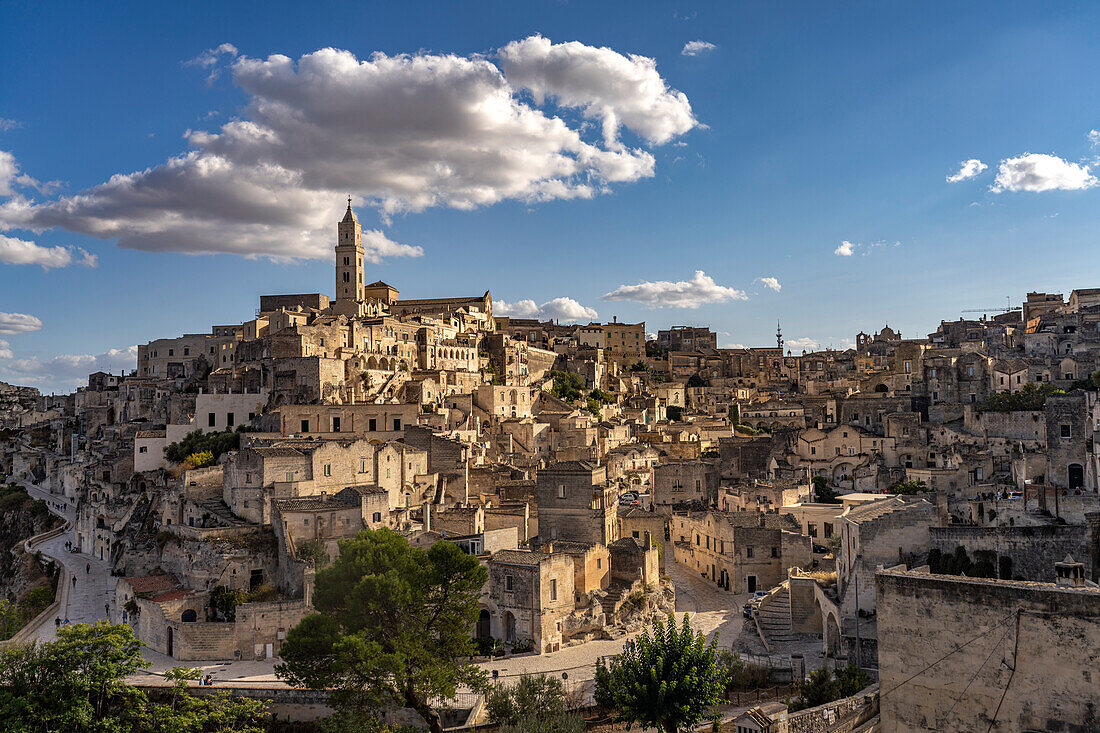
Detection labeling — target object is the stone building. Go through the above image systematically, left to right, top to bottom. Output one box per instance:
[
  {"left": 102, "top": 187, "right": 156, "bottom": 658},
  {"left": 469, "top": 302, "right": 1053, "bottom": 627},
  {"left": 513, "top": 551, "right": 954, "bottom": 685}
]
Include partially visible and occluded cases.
[
  {"left": 651, "top": 459, "right": 719, "bottom": 508},
  {"left": 536, "top": 461, "right": 618, "bottom": 545},
  {"left": 837, "top": 496, "right": 937, "bottom": 616},
  {"left": 670, "top": 511, "right": 810, "bottom": 594},
  {"left": 483, "top": 549, "right": 575, "bottom": 652},
  {"left": 877, "top": 564, "right": 1100, "bottom": 732}
]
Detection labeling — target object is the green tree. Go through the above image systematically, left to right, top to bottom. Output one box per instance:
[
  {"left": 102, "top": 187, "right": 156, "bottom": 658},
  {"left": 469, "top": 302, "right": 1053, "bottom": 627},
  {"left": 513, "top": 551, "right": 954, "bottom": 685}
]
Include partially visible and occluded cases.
[
  {"left": 629, "top": 361, "right": 649, "bottom": 372},
  {"left": 549, "top": 371, "right": 585, "bottom": 402},
  {"left": 728, "top": 403, "right": 741, "bottom": 426},
  {"left": 666, "top": 405, "right": 684, "bottom": 422},
  {"left": 164, "top": 430, "right": 241, "bottom": 464},
  {"left": 812, "top": 476, "right": 840, "bottom": 504},
  {"left": 886, "top": 479, "right": 928, "bottom": 495},
  {"left": 276, "top": 529, "right": 489, "bottom": 733},
  {"left": 594, "top": 614, "right": 729, "bottom": 733},
  {"left": 0, "top": 622, "right": 267, "bottom": 732},
  {"left": 834, "top": 662, "right": 870, "bottom": 697},
  {"left": 795, "top": 667, "right": 840, "bottom": 709},
  {"left": 485, "top": 674, "right": 571, "bottom": 727}
]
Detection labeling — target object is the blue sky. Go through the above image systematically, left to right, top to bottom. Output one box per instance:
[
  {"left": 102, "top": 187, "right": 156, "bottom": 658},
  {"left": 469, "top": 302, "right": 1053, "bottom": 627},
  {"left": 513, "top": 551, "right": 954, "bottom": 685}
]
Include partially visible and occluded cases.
[{"left": 2, "top": 1, "right": 1100, "bottom": 392}]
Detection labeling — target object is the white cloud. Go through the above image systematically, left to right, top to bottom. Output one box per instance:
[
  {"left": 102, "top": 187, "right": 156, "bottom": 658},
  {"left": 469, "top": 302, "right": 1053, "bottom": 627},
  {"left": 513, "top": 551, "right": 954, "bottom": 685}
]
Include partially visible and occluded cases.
[
  {"left": 499, "top": 35, "right": 698, "bottom": 146},
  {"left": 1, "top": 39, "right": 691, "bottom": 260},
  {"left": 681, "top": 41, "right": 717, "bottom": 57},
  {"left": 185, "top": 43, "right": 239, "bottom": 68},
  {"left": 0, "top": 119, "right": 20, "bottom": 132},
  {"left": 1088, "top": 130, "right": 1100, "bottom": 147},
  {"left": 0, "top": 150, "right": 17, "bottom": 197},
  {"left": 991, "top": 153, "right": 1097, "bottom": 193},
  {"left": 946, "top": 158, "right": 988, "bottom": 183},
  {"left": 360, "top": 230, "right": 423, "bottom": 263},
  {"left": 0, "top": 234, "right": 97, "bottom": 269},
  {"left": 834, "top": 240, "right": 898, "bottom": 257},
  {"left": 603, "top": 270, "right": 747, "bottom": 308},
  {"left": 758, "top": 276, "right": 781, "bottom": 292},
  {"left": 495, "top": 296, "right": 598, "bottom": 322},
  {"left": 0, "top": 312, "right": 42, "bottom": 335},
  {"left": 786, "top": 337, "right": 819, "bottom": 352},
  {"left": 0, "top": 340, "right": 11, "bottom": 359},
  {"left": 721, "top": 342, "right": 746, "bottom": 350},
  {"left": 0, "top": 345, "right": 137, "bottom": 393}
]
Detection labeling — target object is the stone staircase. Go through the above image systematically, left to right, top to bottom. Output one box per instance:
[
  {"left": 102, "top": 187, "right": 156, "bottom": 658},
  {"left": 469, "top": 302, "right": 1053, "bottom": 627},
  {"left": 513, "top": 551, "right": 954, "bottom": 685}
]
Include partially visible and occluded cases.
[
  {"left": 601, "top": 580, "right": 634, "bottom": 619},
  {"left": 756, "top": 583, "right": 796, "bottom": 645}
]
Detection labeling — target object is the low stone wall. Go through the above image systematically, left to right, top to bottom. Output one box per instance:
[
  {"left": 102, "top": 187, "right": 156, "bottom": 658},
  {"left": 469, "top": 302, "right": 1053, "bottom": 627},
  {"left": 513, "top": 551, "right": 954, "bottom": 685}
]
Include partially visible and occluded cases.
[
  {"left": 929, "top": 524, "right": 1094, "bottom": 582},
  {"left": 139, "top": 684, "right": 334, "bottom": 723},
  {"left": 786, "top": 684, "right": 879, "bottom": 733}
]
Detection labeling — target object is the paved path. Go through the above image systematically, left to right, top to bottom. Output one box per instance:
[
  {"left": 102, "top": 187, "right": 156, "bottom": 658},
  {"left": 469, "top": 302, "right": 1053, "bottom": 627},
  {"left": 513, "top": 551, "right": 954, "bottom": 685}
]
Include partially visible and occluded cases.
[{"left": 18, "top": 481, "right": 116, "bottom": 642}]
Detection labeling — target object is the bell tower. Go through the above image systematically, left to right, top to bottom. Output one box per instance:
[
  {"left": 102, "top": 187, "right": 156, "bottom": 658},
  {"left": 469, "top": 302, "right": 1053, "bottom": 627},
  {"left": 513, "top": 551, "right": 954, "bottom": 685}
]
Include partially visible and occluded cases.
[{"left": 334, "top": 198, "right": 365, "bottom": 316}]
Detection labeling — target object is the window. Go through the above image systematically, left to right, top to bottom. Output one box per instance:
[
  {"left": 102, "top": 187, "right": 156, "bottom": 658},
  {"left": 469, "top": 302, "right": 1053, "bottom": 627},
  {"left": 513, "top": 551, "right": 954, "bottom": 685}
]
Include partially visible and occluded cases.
[
  {"left": 184, "top": 347, "right": 189, "bottom": 356},
  {"left": 168, "top": 349, "right": 174, "bottom": 356},
  {"left": 904, "top": 361, "right": 911, "bottom": 373},
  {"left": 967, "top": 366, "right": 974, "bottom": 377},
  {"left": 929, "top": 368, "right": 937, "bottom": 378},
  {"left": 208, "top": 412, "right": 216, "bottom": 427},
  {"left": 226, "top": 412, "right": 234, "bottom": 428},
  {"left": 332, "top": 417, "right": 341, "bottom": 432},
  {"left": 393, "top": 418, "right": 402, "bottom": 431},
  {"left": 301, "top": 419, "right": 310, "bottom": 433},
  {"left": 368, "top": 419, "right": 377, "bottom": 432},
  {"left": 1060, "top": 424, "right": 1072, "bottom": 439},
  {"left": 138, "top": 446, "right": 148, "bottom": 454},
  {"left": 811, "top": 446, "right": 816, "bottom": 455},
  {"left": 359, "top": 459, "right": 367, "bottom": 473},
  {"left": 323, "top": 464, "right": 332, "bottom": 477},
  {"left": 286, "top": 471, "right": 294, "bottom": 482},
  {"left": 245, "top": 472, "right": 252, "bottom": 484},
  {"left": 558, "top": 484, "right": 566, "bottom": 499},
  {"left": 303, "top": 518, "right": 309, "bottom": 526},
  {"left": 808, "top": 523, "right": 818, "bottom": 538},
  {"left": 824, "top": 523, "right": 834, "bottom": 539},
  {"left": 632, "top": 531, "right": 640, "bottom": 538},
  {"left": 695, "top": 534, "right": 700, "bottom": 546},
  {"left": 746, "top": 547, "right": 754, "bottom": 558},
  {"left": 771, "top": 547, "right": 778, "bottom": 558},
  {"left": 596, "top": 558, "right": 602, "bottom": 569},
  {"left": 505, "top": 574, "right": 514, "bottom": 592},
  {"left": 550, "top": 579, "right": 557, "bottom": 601}
]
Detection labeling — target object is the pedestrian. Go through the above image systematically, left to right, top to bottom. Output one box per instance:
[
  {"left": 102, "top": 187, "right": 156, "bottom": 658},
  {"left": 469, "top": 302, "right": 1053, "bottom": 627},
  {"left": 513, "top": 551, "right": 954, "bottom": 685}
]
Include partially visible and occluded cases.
[
  {"left": 86, "top": 563, "right": 90, "bottom": 574},
  {"left": 72, "top": 576, "right": 76, "bottom": 588},
  {"left": 105, "top": 603, "right": 109, "bottom": 617},
  {"left": 54, "top": 617, "right": 60, "bottom": 628},
  {"left": 63, "top": 618, "right": 70, "bottom": 625}
]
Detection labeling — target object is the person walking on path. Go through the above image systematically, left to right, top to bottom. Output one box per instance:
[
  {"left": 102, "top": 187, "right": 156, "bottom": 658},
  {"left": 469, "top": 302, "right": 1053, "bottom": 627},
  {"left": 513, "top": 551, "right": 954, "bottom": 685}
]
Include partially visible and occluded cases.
[
  {"left": 86, "top": 563, "right": 90, "bottom": 574},
  {"left": 72, "top": 576, "right": 76, "bottom": 588}
]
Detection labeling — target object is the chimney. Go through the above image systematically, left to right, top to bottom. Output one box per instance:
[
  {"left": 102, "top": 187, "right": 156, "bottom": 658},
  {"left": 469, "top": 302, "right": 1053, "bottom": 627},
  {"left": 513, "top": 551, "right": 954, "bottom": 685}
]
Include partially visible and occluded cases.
[{"left": 1055, "top": 555, "right": 1086, "bottom": 588}]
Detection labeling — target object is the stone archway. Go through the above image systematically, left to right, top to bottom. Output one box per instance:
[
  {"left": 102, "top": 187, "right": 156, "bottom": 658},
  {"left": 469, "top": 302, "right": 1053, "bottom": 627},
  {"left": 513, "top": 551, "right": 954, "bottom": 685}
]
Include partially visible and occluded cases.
[{"left": 476, "top": 609, "right": 491, "bottom": 639}]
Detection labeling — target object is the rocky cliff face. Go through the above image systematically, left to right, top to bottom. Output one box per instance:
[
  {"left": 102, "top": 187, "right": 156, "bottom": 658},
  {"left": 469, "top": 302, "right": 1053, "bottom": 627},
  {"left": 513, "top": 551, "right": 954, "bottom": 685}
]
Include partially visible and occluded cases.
[{"left": 0, "top": 484, "right": 63, "bottom": 633}]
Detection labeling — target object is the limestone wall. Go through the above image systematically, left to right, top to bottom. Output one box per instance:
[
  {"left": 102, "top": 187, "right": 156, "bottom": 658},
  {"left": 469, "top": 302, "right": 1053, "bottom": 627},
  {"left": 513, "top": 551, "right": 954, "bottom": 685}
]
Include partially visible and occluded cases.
[
  {"left": 930, "top": 524, "right": 1095, "bottom": 582},
  {"left": 877, "top": 568, "right": 1100, "bottom": 732}
]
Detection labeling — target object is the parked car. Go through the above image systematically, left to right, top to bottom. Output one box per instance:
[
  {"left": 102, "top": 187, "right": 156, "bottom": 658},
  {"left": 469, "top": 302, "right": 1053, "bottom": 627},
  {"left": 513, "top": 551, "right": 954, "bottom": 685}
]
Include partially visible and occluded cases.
[
  {"left": 812, "top": 543, "right": 829, "bottom": 554},
  {"left": 753, "top": 590, "right": 769, "bottom": 601}
]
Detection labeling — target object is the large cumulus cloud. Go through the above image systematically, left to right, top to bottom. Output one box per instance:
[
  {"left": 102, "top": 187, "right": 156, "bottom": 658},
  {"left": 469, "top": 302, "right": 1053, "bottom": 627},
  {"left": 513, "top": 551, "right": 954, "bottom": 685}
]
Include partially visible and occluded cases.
[{"left": 0, "top": 38, "right": 697, "bottom": 260}]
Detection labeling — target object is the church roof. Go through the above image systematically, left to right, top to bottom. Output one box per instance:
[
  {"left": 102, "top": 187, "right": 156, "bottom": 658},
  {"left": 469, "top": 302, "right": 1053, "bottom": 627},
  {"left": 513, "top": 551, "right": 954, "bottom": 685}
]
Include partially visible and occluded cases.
[{"left": 341, "top": 200, "right": 359, "bottom": 224}]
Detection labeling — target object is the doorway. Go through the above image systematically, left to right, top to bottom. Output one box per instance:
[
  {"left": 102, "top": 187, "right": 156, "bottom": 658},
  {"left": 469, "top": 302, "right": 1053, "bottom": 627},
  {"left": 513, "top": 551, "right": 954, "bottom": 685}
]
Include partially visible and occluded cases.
[
  {"left": 1068, "top": 464, "right": 1084, "bottom": 490},
  {"left": 747, "top": 575, "right": 757, "bottom": 593},
  {"left": 476, "top": 609, "right": 491, "bottom": 639},
  {"left": 166, "top": 626, "right": 174, "bottom": 658}
]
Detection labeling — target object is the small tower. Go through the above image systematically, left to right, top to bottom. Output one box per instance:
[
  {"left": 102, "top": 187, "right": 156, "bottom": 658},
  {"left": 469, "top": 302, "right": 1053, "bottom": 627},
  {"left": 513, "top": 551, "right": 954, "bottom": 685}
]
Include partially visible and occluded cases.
[
  {"left": 334, "top": 198, "right": 365, "bottom": 317},
  {"left": 776, "top": 320, "right": 783, "bottom": 352}
]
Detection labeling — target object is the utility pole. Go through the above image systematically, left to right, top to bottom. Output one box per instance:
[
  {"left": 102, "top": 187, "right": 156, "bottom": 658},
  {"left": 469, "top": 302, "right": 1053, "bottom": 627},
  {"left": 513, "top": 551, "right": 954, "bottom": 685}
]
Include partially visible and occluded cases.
[{"left": 853, "top": 573, "right": 861, "bottom": 671}]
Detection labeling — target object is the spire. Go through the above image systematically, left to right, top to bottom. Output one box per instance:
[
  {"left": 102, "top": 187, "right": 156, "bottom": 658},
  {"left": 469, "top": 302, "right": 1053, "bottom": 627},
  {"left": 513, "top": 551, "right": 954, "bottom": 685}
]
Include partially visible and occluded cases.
[
  {"left": 341, "top": 196, "right": 358, "bottom": 224},
  {"left": 776, "top": 319, "right": 783, "bottom": 351}
]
